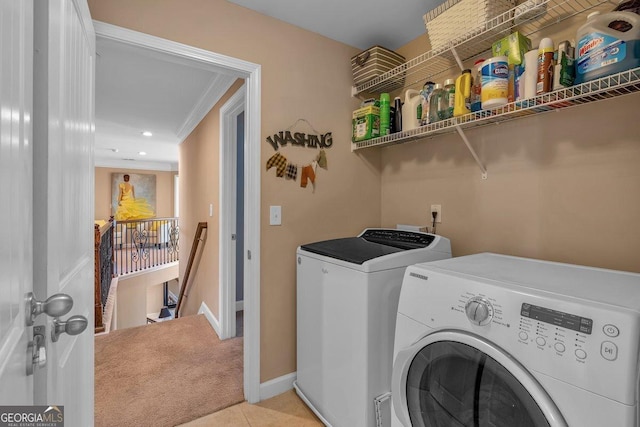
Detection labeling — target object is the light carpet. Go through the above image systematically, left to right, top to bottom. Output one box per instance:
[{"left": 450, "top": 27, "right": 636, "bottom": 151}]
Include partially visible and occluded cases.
[{"left": 95, "top": 314, "right": 243, "bottom": 427}]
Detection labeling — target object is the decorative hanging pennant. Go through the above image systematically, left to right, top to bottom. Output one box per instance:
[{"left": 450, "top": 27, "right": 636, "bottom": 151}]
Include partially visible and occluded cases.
[{"left": 266, "top": 152, "right": 287, "bottom": 177}]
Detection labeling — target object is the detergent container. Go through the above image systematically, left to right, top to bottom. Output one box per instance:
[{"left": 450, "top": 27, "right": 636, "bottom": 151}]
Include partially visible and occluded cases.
[
  {"left": 575, "top": 11, "right": 640, "bottom": 84},
  {"left": 481, "top": 56, "right": 509, "bottom": 109},
  {"left": 453, "top": 69, "right": 472, "bottom": 117},
  {"left": 402, "top": 89, "right": 422, "bottom": 132}
]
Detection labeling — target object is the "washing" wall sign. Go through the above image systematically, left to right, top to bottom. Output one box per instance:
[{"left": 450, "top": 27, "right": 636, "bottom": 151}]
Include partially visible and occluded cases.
[{"left": 266, "top": 131, "right": 332, "bottom": 151}]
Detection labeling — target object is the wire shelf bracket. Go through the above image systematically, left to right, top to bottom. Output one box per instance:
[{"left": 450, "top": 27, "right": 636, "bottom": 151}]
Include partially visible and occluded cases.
[{"left": 455, "top": 125, "right": 487, "bottom": 179}]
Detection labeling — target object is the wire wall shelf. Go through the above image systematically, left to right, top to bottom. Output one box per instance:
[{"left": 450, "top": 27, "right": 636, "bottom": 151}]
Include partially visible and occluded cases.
[
  {"left": 352, "top": 0, "right": 611, "bottom": 95},
  {"left": 352, "top": 67, "right": 640, "bottom": 153}
]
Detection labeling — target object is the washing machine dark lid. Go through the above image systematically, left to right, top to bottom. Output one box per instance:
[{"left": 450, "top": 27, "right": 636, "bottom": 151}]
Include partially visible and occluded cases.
[{"left": 300, "top": 229, "right": 434, "bottom": 265}]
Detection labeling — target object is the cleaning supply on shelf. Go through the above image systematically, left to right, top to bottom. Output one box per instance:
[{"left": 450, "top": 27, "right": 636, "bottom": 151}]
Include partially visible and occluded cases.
[
  {"left": 575, "top": 10, "right": 640, "bottom": 84},
  {"left": 492, "top": 32, "right": 531, "bottom": 101},
  {"left": 492, "top": 32, "right": 532, "bottom": 67},
  {"left": 536, "top": 38, "right": 555, "bottom": 94},
  {"left": 553, "top": 40, "right": 575, "bottom": 90},
  {"left": 559, "top": 46, "right": 576, "bottom": 87},
  {"left": 523, "top": 49, "right": 539, "bottom": 99},
  {"left": 481, "top": 56, "right": 509, "bottom": 109},
  {"left": 471, "top": 59, "right": 484, "bottom": 112},
  {"left": 453, "top": 69, "right": 472, "bottom": 117},
  {"left": 442, "top": 79, "right": 455, "bottom": 119},
  {"left": 420, "top": 81, "right": 436, "bottom": 125},
  {"left": 428, "top": 84, "right": 444, "bottom": 124},
  {"left": 402, "top": 89, "right": 422, "bottom": 132},
  {"left": 379, "top": 93, "right": 390, "bottom": 136},
  {"left": 393, "top": 97, "right": 403, "bottom": 133},
  {"left": 389, "top": 103, "right": 396, "bottom": 133},
  {"left": 352, "top": 104, "right": 380, "bottom": 142}
]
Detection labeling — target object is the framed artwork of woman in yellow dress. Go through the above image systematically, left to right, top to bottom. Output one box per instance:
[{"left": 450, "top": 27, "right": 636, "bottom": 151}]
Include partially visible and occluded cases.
[{"left": 111, "top": 173, "right": 156, "bottom": 221}]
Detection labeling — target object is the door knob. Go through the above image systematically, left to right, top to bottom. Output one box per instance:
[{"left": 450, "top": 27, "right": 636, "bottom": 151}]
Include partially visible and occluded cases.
[
  {"left": 25, "top": 292, "right": 73, "bottom": 326},
  {"left": 51, "top": 315, "right": 88, "bottom": 342},
  {"left": 26, "top": 325, "right": 47, "bottom": 376}
]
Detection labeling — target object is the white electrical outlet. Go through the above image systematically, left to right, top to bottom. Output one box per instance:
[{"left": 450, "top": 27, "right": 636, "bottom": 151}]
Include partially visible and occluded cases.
[
  {"left": 430, "top": 204, "right": 442, "bottom": 223},
  {"left": 270, "top": 205, "right": 282, "bottom": 226}
]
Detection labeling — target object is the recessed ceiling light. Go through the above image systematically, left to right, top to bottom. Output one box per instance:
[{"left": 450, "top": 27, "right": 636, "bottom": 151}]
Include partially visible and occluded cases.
[
  {"left": 142, "top": 131, "right": 153, "bottom": 137},
  {"left": 111, "top": 148, "right": 119, "bottom": 153},
  {"left": 139, "top": 151, "right": 147, "bottom": 156}
]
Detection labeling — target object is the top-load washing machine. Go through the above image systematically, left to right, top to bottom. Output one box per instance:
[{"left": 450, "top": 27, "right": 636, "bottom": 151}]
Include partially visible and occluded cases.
[
  {"left": 294, "top": 228, "right": 451, "bottom": 427},
  {"left": 392, "top": 253, "right": 640, "bottom": 427}
]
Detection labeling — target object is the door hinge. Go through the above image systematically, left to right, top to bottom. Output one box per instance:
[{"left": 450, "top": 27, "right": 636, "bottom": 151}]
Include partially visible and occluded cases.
[{"left": 247, "top": 250, "right": 252, "bottom": 260}]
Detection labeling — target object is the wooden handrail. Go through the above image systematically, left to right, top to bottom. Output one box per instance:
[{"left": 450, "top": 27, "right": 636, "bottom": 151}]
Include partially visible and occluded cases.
[{"left": 175, "top": 222, "right": 208, "bottom": 318}]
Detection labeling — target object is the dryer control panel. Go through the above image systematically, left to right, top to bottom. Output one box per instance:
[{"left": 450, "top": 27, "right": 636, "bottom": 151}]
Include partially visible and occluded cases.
[{"left": 515, "top": 300, "right": 627, "bottom": 366}]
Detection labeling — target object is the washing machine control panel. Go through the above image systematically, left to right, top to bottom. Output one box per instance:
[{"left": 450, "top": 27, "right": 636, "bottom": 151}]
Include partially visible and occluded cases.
[
  {"left": 360, "top": 229, "right": 435, "bottom": 249},
  {"left": 520, "top": 303, "right": 593, "bottom": 334}
]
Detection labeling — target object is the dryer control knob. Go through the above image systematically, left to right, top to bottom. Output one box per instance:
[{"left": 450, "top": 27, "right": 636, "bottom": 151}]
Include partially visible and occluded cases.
[{"left": 465, "top": 297, "right": 493, "bottom": 326}]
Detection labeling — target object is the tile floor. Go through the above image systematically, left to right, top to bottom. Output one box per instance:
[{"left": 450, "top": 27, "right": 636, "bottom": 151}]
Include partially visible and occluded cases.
[{"left": 179, "top": 390, "right": 322, "bottom": 426}]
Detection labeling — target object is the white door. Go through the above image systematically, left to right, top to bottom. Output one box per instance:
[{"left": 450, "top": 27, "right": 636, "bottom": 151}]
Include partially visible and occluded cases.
[
  {"left": 0, "top": 0, "right": 95, "bottom": 424},
  {"left": 0, "top": 0, "right": 35, "bottom": 406}
]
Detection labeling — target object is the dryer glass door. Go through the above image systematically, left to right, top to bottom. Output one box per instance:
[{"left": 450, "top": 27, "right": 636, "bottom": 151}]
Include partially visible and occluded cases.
[{"left": 406, "top": 341, "right": 550, "bottom": 427}]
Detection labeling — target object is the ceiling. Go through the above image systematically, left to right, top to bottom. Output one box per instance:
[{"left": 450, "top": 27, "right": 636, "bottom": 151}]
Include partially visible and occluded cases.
[
  {"left": 228, "top": 0, "right": 446, "bottom": 50},
  {"left": 94, "top": 1, "right": 445, "bottom": 171},
  {"left": 94, "top": 36, "right": 235, "bottom": 171}
]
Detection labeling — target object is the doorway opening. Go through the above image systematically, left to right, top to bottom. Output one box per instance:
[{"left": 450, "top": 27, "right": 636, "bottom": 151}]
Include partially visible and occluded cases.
[
  {"left": 93, "top": 21, "right": 262, "bottom": 403},
  {"left": 220, "top": 84, "right": 245, "bottom": 340}
]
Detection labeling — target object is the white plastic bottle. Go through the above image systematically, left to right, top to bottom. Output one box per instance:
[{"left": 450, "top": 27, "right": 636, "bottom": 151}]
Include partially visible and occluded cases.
[{"left": 402, "top": 89, "right": 422, "bottom": 131}]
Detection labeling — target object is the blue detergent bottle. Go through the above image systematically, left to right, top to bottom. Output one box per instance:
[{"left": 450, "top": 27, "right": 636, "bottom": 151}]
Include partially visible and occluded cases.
[{"left": 575, "top": 10, "right": 640, "bottom": 84}]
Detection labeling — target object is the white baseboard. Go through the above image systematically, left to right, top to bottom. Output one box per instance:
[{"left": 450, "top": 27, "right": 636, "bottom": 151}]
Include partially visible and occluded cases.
[
  {"left": 236, "top": 300, "right": 244, "bottom": 312},
  {"left": 198, "top": 301, "right": 221, "bottom": 338},
  {"left": 259, "top": 372, "right": 297, "bottom": 401}
]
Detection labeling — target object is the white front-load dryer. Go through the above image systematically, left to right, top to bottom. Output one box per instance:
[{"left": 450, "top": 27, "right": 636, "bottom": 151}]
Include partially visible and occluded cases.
[
  {"left": 295, "top": 229, "right": 451, "bottom": 427},
  {"left": 392, "top": 253, "right": 640, "bottom": 427}
]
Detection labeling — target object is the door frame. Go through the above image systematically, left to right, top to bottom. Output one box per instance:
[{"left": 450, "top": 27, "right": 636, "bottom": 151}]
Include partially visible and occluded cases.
[
  {"left": 93, "top": 22, "right": 262, "bottom": 403},
  {"left": 219, "top": 84, "right": 245, "bottom": 340}
]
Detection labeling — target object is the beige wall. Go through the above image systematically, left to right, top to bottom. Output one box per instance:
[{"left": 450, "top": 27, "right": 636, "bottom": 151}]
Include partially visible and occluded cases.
[
  {"left": 89, "top": 0, "right": 383, "bottom": 382},
  {"left": 383, "top": 18, "right": 640, "bottom": 273},
  {"left": 179, "top": 79, "right": 245, "bottom": 319},
  {"left": 95, "top": 167, "right": 177, "bottom": 220},
  {"left": 116, "top": 264, "right": 179, "bottom": 329}
]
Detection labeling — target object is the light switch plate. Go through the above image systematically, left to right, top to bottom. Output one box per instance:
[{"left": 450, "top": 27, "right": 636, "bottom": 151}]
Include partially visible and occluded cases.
[{"left": 270, "top": 206, "right": 282, "bottom": 226}]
